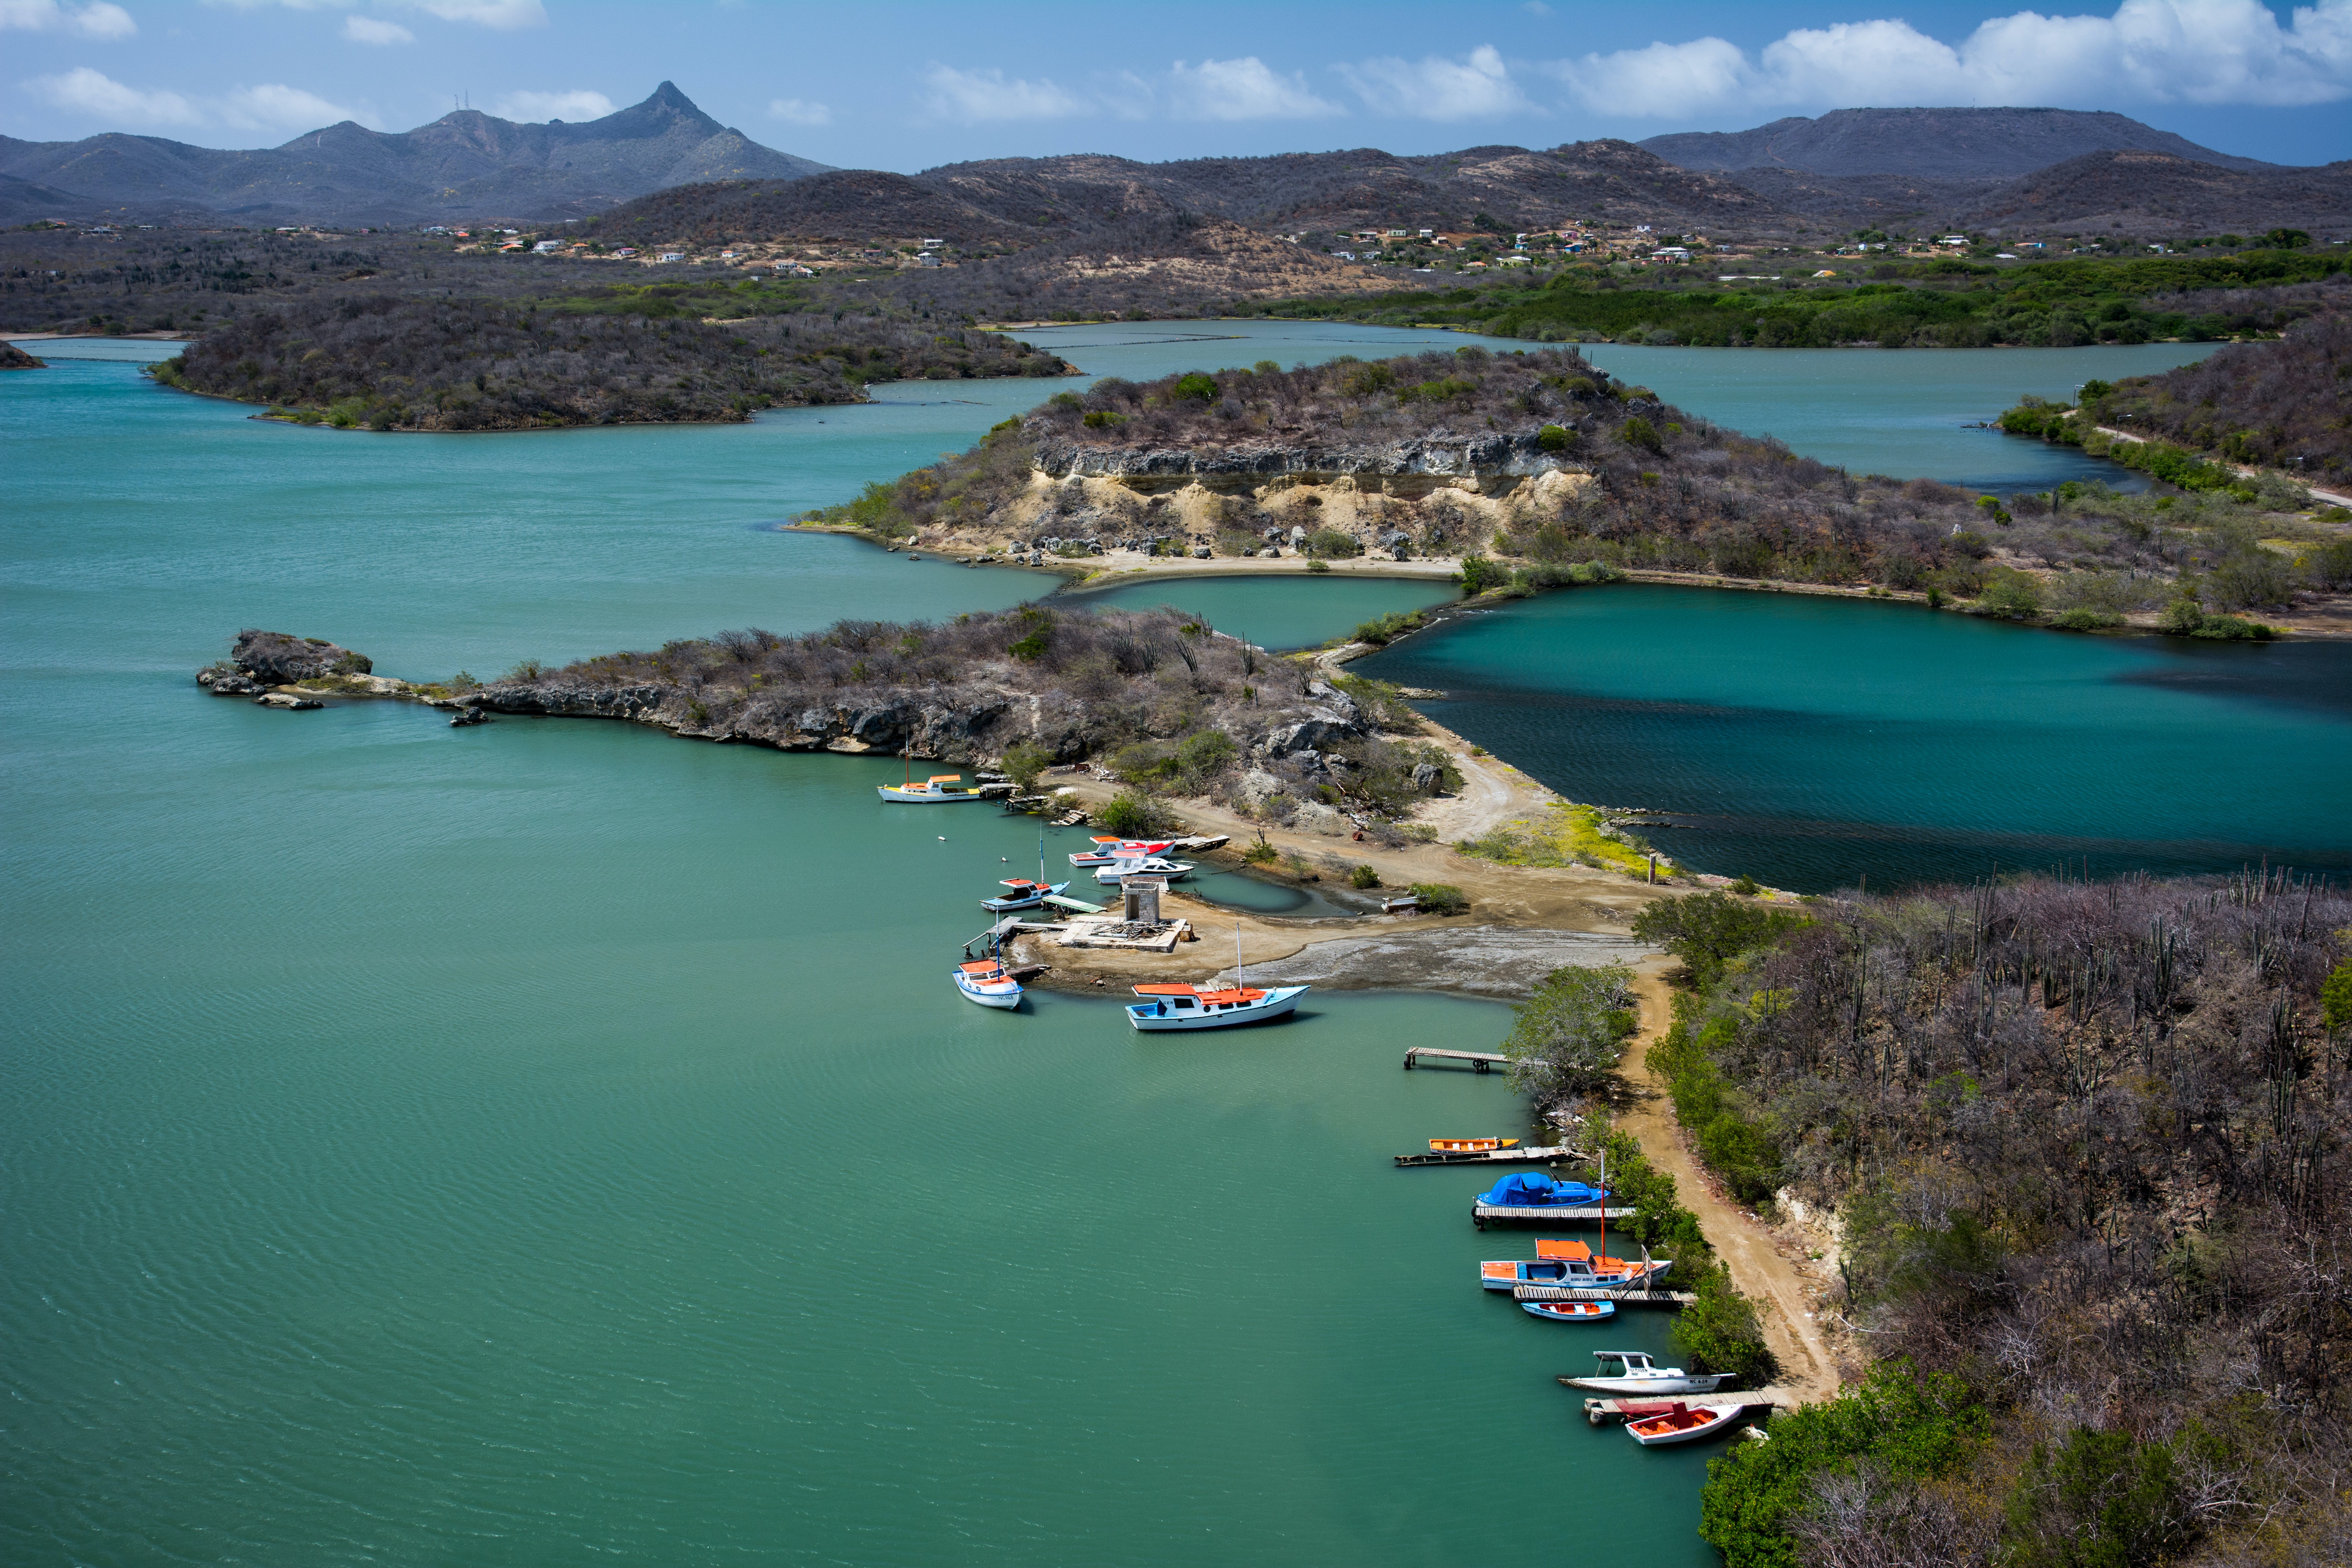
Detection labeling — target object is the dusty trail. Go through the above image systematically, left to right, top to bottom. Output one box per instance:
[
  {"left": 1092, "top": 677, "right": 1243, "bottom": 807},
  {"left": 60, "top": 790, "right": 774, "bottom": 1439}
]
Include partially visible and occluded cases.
[{"left": 1621, "top": 960, "right": 1844, "bottom": 1403}]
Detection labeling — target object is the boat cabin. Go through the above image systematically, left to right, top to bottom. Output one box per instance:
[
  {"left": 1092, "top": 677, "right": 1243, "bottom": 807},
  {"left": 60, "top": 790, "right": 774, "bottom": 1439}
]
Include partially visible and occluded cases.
[{"left": 1131, "top": 983, "right": 1267, "bottom": 1013}]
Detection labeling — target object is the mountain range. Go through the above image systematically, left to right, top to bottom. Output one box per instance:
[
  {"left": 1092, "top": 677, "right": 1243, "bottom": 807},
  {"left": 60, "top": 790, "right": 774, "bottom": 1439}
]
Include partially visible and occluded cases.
[
  {"left": 0, "top": 82, "right": 828, "bottom": 226},
  {"left": 3, "top": 90, "right": 2342, "bottom": 242}
]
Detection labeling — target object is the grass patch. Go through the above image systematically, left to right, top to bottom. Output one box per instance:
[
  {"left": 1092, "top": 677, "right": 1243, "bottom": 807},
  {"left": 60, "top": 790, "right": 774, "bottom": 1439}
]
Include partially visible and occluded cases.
[{"left": 1456, "top": 802, "right": 1675, "bottom": 879}]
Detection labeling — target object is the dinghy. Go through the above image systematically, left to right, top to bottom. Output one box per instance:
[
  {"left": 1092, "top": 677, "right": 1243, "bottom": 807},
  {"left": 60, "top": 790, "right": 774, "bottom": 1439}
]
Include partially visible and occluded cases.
[
  {"left": 1069, "top": 838, "right": 1175, "bottom": 867},
  {"left": 979, "top": 878, "right": 1070, "bottom": 913},
  {"left": 951, "top": 958, "right": 1023, "bottom": 1009},
  {"left": 1431, "top": 1138, "right": 1521, "bottom": 1153},
  {"left": 1521, "top": 1299, "right": 1615, "bottom": 1323},
  {"left": 1556, "top": 1350, "right": 1732, "bottom": 1396},
  {"left": 1624, "top": 1402, "right": 1744, "bottom": 1447}
]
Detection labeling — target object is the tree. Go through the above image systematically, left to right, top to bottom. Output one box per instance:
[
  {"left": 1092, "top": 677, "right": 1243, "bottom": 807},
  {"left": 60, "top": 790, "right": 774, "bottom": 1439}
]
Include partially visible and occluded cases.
[
  {"left": 1619, "top": 414, "right": 1663, "bottom": 453},
  {"left": 1000, "top": 740, "right": 1052, "bottom": 793},
  {"left": 1631, "top": 891, "right": 1811, "bottom": 989},
  {"left": 1504, "top": 962, "right": 1635, "bottom": 1100}
]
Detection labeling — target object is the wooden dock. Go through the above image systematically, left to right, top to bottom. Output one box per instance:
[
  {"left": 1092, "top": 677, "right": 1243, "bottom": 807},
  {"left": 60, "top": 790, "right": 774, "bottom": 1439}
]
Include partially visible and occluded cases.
[
  {"left": 1404, "top": 1048, "right": 1509, "bottom": 1073},
  {"left": 1394, "top": 1144, "right": 1586, "bottom": 1168},
  {"left": 1473, "top": 1203, "right": 1637, "bottom": 1227},
  {"left": 1513, "top": 1283, "right": 1695, "bottom": 1307},
  {"left": 1581, "top": 1389, "right": 1791, "bottom": 1426}
]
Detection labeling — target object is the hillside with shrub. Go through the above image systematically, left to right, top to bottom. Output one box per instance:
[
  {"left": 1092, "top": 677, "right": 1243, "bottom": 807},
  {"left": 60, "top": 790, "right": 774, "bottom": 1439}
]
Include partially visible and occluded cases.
[
  {"left": 152, "top": 293, "right": 1069, "bottom": 430},
  {"left": 2091, "top": 313, "right": 2352, "bottom": 489},
  {"left": 1625, "top": 876, "right": 2352, "bottom": 1568}
]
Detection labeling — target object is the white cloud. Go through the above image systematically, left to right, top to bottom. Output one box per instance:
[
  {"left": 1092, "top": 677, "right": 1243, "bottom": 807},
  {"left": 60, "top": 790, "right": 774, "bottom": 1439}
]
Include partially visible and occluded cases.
[
  {"left": 0, "top": 0, "right": 136, "bottom": 38},
  {"left": 394, "top": 0, "right": 545, "bottom": 25},
  {"left": 1550, "top": 0, "right": 2352, "bottom": 117},
  {"left": 343, "top": 15, "right": 412, "bottom": 44},
  {"left": 1338, "top": 44, "right": 1535, "bottom": 120},
  {"left": 1165, "top": 56, "right": 1342, "bottom": 120},
  {"left": 921, "top": 63, "right": 1089, "bottom": 122},
  {"left": 25, "top": 65, "right": 199, "bottom": 123},
  {"left": 225, "top": 82, "right": 364, "bottom": 129},
  {"left": 494, "top": 89, "right": 615, "bottom": 122},
  {"left": 768, "top": 96, "right": 831, "bottom": 126}
]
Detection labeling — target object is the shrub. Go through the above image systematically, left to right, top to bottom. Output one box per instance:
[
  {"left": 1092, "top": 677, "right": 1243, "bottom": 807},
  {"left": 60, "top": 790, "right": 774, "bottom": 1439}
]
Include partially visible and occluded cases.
[
  {"left": 1172, "top": 372, "right": 1218, "bottom": 402},
  {"left": 1619, "top": 415, "right": 1663, "bottom": 453},
  {"left": 1536, "top": 423, "right": 1574, "bottom": 451},
  {"left": 1304, "top": 528, "right": 1361, "bottom": 558},
  {"left": 1458, "top": 555, "right": 1509, "bottom": 595},
  {"left": 1307, "top": 559, "right": 1330, "bottom": 573},
  {"left": 1973, "top": 567, "right": 2044, "bottom": 619},
  {"left": 2049, "top": 608, "right": 2123, "bottom": 631},
  {"left": 1352, "top": 610, "right": 1426, "bottom": 646},
  {"left": 2189, "top": 613, "right": 2276, "bottom": 640},
  {"left": 1000, "top": 740, "right": 1052, "bottom": 792},
  {"left": 1094, "top": 790, "right": 1174, "bottom": 838},
  {"left": 1241, "top": 832, "right": 1280, "bottom": 865},
  {"left": 1349, "top": 864, "right": 1381, "bottom": 889},
  {"left": 1408, "top": 882, "right": 1468, "bottom": 915},
  {"left": 1630, "top": 891, "right": 1811, "bottom": 989},
  {"left": 1504, "top": 962, "right": 1636, "bottom": 1100}
]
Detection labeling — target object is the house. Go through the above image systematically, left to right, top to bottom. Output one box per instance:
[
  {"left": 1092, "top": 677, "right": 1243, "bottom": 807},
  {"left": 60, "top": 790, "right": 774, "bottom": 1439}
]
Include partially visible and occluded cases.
[
  {"left": 1385, "top": 229, "right": 1408, "bottom": 238},
  {"left": 919, "top": 238, "right": 945, "bottom": 249},
  {"left": 532, "top": 239, "right": 562, "bottom": 254},
  {"left": 1655, "top": 246, "right": 1692, "bottom": 262},
  {"left": 611, "top": 247, "right": 637, "bottom": 258},
  {"left": 719, "top": 249, "right": 740, "bottom": 260},
  {"left": 657, "top": 251, "right": 685, "bottom": 263},
  {"left": 910, "top": 252, "right": 940, "bottom": 267},
  {"left": 777, "top": 263, "right": 814, "bottom": 277}
]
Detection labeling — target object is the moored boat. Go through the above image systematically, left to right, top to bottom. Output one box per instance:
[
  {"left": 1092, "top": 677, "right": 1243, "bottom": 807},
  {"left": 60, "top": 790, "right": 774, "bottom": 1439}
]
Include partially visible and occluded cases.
[
  {"left": 878, "top": 773, "right": 985, "bottom": 803},
  {"left": 1069, "top": 838, "right": 1176, "bottom": 867},
  {"left": 1093, "top": 856, "right": 1195, "bottom": 884},
  {"left": 979, "top": 878, "right": 1071, "bottom": 913},
  {"left": 951, "top": 958, "right": 1023, "bottom": 1009},
  {"left": 1125, "top": 982, "right": 1308, "bottom": 1031},
  {"left": 1431, "top": 1137, "right": 1520, "bottom": 1153},
  {"left": 1475, "top": 1172, "right": 1613, "bottom": 1209},
  {"left": 1477, "top": 1243, "right": 1669, "bottom": 1292},
  {"left": 1521, "top": 1299, "right": 1615, "bottom": 1323},
  {"left": 1556, "top": 1350, "right": 1732, "bottom": 1396},
  {"left": 1623, "top": 1401, "right": 1744, "bottom": 1446}
]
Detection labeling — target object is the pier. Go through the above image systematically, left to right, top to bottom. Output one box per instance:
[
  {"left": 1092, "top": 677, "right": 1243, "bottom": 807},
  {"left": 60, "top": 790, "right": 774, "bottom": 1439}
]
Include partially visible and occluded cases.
[
  {"left": 1403, "top": 1048, "right": 1509, "bottom": 1073},
  {"left": 1393, "top": 1144, "right": 1586, "bottom": 1168},
  {"left": 1474, "top": 1203, "right": 1636, "bottom": 1227},
  {"left": 1513, "top": 1283, "right": 1695, "bottom": 1307},
  {"left": 1581, "top": 1390, "right": 1791, "bottom": 1426}
]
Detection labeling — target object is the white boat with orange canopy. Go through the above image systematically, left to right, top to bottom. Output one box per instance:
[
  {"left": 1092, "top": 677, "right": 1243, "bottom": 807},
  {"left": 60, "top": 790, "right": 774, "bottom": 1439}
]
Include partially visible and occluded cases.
[
  {"left": 879, "top": 773, "right": 985, "bottom": 803},
  {"left": 1124, "top": 922, "right": 1305, "bottom": 1032},
  {"left": 952, "top": 958, "right": 1024, "bottom": 1009},
  {"left": 1479, "top": 1239, "right": 1670, "bottom": 1292},
  {"left": 1623, "top": 1401, "right": 1744, "bottom": 1446}
]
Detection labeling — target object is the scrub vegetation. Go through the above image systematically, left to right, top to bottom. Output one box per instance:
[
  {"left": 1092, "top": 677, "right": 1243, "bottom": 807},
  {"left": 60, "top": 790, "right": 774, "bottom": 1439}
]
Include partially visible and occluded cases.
[
  {"left": 149, "top": 293, "right": 1068, "bottom": 431},
  {"left": 1457, "top": 802, "right": 1676, "bottom": 879},
  {"left": 1615, "top": 875, "right": 2352, "bottom": 1568}
]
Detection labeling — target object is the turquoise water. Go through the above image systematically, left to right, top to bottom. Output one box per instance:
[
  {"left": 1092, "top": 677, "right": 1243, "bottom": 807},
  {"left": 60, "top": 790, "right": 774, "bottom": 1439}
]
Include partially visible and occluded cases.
[
  {"left": 2, "top": 326, "right": 2314, "bottom": 1564},
  {"left": 1576, "top": 341, "right": 2217, "bottom": 492},
  {"left": 1070, "top": 572, "right": 1456, "bottom": 651},
  {"left": 1357, "top": 585, "right": 2352, "bottom": 892}
]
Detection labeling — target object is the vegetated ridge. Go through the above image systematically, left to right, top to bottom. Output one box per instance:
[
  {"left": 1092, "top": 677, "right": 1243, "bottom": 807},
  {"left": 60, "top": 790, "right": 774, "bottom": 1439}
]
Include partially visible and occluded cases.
[
  {"left": 0, "top": 83, "right": 828, "bottom": 226},
  {"left": 1639, "top": 108, "right": 2280, "bottom": 179},
  {"left": 151, "top": 291, "right": 1070, "bottom": 430},
  {"left": 2093, "top": 312, "right": 2352, "bottom": 488},
  {"left": 803, "top": 346, "right": 2343, "bottom": 630},
  {"left": 1621, "top": 874, "right": 2352, "bottom": 1567}
]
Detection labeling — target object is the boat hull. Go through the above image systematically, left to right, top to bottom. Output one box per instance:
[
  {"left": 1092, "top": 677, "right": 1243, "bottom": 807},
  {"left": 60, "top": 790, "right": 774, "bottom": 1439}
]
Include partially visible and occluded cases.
[
  {"left": 878, "top": 788, "right": 984, "bottom": 803},
  {"left": 952, "top": 971, "right": 1024, "bottom": 1009},
  {"left": 1125, "top": 986, "right": 1307, "bottom": 1031},
  {"left": 1522, "top": 1301, "right": 1615, "bottom": 1323},
  {"left": 1558, "top": 1373, "right": 1732, "bottom": 1395},
  {"left": 1627, "top": 1404, "right": 1744, "bottom": 1446}
]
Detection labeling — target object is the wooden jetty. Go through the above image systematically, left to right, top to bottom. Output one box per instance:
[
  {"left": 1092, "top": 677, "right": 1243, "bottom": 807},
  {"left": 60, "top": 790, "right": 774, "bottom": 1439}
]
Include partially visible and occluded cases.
[
  {"left": 1403, "top": 1047, "right": 1509, "bottom": 1073},
  {"left": 1394, "top": 1144, "right": 1586, "bottom": 1168},
  {"left": 1474, "top": 1203, "right": 1637, "bottom": 1227},
  {"left": 1513, "top": 1283, "right": 1695, "bottom": 1307},
  {"left": 1581, "top": 1389, "right": 1792, "bottom": 1426}
]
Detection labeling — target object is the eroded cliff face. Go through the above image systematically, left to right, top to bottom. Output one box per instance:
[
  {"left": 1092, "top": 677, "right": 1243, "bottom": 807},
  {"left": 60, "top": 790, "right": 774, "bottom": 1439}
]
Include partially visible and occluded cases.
[{"left": 1029, "top": 429, "right": 1577, "bottom": 481}]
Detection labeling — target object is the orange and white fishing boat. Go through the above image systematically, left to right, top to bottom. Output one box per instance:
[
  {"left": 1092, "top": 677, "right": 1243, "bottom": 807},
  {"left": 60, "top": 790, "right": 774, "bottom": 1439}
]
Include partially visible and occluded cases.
[
  {"left": 951, "top": 957, "right": 1023, "bottom": 1009},
  {"left": 1429, "top": 1138, "right": 1521, "bottom": 1153},
  {"left": 1521, "top": 1299, "right": 1615, "bottom": 1323},
  {"left": 1624, "top": 1401, "right": 1744, "bottom": 1446}
]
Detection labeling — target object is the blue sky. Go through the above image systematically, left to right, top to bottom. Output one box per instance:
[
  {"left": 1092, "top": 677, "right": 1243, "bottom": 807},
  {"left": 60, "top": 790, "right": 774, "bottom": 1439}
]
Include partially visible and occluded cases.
[{"left": 6, "top": 0, "right": 2347, "bottom": 167}]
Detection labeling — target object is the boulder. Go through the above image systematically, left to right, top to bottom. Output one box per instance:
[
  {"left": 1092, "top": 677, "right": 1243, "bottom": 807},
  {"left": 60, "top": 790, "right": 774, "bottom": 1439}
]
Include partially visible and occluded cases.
[
  {"left": 230, "top": 629, "right": 371, "bottom": 683},
  {"left": 198, "top": 670, "right": 267, "bottom": 696},
  {"left": 254, "top": 692, "right": 324, "bottom": 710},
  {"left": 1412, "top": 761, "right": 1444, "bottom": 793}
]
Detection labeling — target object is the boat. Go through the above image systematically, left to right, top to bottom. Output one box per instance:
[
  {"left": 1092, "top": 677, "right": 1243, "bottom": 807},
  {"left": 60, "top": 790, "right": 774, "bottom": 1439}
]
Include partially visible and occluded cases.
[
  {"left": 878, "top": 773, "right": 985, "bottom": 803},
  {"left": 1069, "top": 838, "right": 1175, "bottom": 867},
  {"left": 1093, "top": 856, "right": 1195, "bottom": 884},
  {"left": 979, "top": 878, "right": 1070, "bottom": 913},
  {"left": 1125, "top": 922, "right": 1307, "bottom": 1032},
  {"left": 951, "top": 958, "right": 1023, "bottom": 1009},
  {"left": 1126, "top": 982, "right": 1307, "bottom": 1031},
  {"left": 1431, "top": 1138, "right": 1521, "bottom": 1153},
  {"left": 1475, "top": 1171, "right": 1613, "bottom": 1209},
  {"left": 1477, "top": 1242, "right": 1670, "bottom": 1292},
  {"left": 1521, "top": 1299, "right": 1616, "bottom": 1323},
  {"left": 1556, "top": 1350, "right": 1733, "bottom": 1396},
  {"left": 1623, "top": 1402, "right": 1745, "bottom": 1446}
]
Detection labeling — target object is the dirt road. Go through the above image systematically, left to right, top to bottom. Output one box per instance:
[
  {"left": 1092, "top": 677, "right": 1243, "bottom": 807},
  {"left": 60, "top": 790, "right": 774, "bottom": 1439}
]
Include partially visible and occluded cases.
[{"left": 1622, "top": 960, "right": 1845, "bottom": 1403}]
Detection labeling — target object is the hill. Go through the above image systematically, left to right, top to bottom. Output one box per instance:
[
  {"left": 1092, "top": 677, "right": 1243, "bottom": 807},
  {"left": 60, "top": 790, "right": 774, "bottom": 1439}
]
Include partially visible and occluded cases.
[
  {"left": 0, "top": 83, "right": 829, "bottom": 225},
  {"left": 1641, "top": 107, "right": 2275, "bottom": 179},
  {"left": 1958, "top": 149, "right": 2352, "bottom": 236}
]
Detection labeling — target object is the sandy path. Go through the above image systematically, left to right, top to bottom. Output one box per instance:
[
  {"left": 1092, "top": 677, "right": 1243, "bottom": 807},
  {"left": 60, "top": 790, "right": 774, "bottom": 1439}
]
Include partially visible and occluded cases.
[{"left": 1621, "top": 960, "right": 1843, "bottom": 1403}]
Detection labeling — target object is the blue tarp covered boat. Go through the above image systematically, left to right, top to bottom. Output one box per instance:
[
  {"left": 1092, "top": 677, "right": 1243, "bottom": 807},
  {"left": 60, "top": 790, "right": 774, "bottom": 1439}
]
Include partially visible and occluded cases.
[{"left": 1476, "top": 1172, "right": 1611, "bottom": 1208}]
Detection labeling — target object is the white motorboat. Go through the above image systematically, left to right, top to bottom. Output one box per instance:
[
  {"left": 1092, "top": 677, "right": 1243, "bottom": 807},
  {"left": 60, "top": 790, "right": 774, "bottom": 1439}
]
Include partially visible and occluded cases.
[
  {"left": 1093, "top": 857, "right": 1194, "bottom": 884},
  {"left": 979, "top": 878, "right": 1070, "bottom": 913},
  {"left": 952, "top": 958, "right": 1023, "bottom": 1009},
  {"left": 1125, "top": 982, "right": 1308, "bottom": 1031},
  {"left": 1555, "top": 1350, "right": 1733, "bottom": 1397}
]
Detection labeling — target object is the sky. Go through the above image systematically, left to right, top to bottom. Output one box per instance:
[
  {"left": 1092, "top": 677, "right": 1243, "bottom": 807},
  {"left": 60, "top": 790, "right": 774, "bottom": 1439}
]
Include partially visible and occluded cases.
[{"left": 5, "top": 0, "right": 2347, "bottom": 167}]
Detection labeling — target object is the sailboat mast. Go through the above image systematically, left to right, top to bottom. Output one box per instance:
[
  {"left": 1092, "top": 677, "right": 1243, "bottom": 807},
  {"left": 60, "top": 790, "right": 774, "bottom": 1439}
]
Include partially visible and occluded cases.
[
  {"left": 1235, "top": 921, "right": 1243, "bottom": 989},
  {"left": 1598, "top": 1147, "right": 1607, "bottom": 1266}
]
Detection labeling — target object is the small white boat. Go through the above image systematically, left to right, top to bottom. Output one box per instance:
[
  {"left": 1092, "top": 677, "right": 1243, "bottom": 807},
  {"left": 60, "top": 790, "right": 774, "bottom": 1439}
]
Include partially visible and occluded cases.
[
  {"left": 878, "top": 773, "right": 985, "bottom": 803},
  {"left": 1069, "top": 838, "right": 1175, "bottom": 867},
  {"left": 1093, "top": 857, "right": 1195, "bottom": 884},
  {"left": 979, "top": 878, "right": 1070, "bottom": 913},
  {"left": 952, "top": 958, "right": 1023, "bottom": 1009},
  {"left": 1125, "top": 982, "right": 1307, "bottom": 1031},
  {"left": 1521, "top": 1300, "right": 1615, "bottom": 1323},
  {"left": 1556, "top": 1350, "right": 1733, "bottom": 1397},
  {"left": 1624, "top": 1402, "right": 1744, "bottom": 1447}
]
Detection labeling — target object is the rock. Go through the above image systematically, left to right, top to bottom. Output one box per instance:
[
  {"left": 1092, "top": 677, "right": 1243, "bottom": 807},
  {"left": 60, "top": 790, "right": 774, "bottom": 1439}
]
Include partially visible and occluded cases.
[
  {"left": 1191, "top": 545, "right": 1212, "bottom": 559},
  {"left": 230, "top": 629, "right": 371, "bottom": 683},
  {"left": 199, "top": 670, "right": 267, "bottom": 696},
  {"left": 254, "top": 692, "right": 323, "bottom": 710},
  {"left": 449, "top": 706, "right": 490, "bottom": 726},
  {"left": 1261, "top": 715, "right": 1361, "bottom": 759},
  {"left": 1412, "top": 761, "right": 1443, "bottom": 793},
  {"left": 1233, "top": 768, "right": 1288, "bottom": 806},
  {"left": 1291, "top": 800, "right": 1350, "bottom": 835}
]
